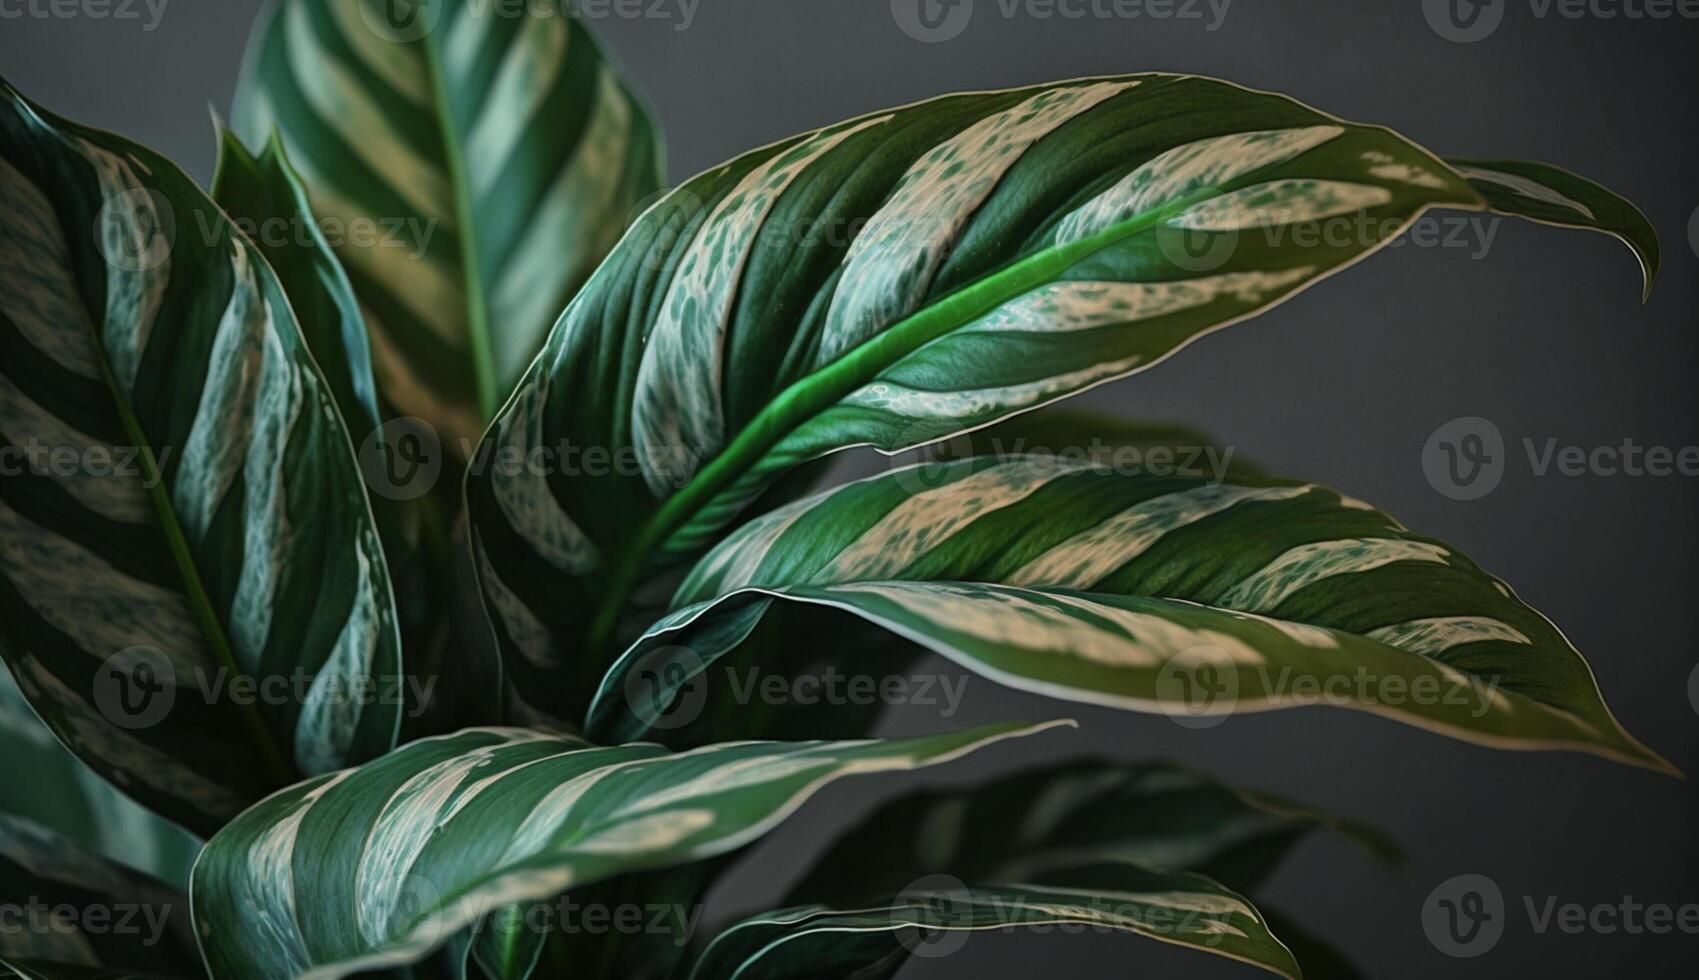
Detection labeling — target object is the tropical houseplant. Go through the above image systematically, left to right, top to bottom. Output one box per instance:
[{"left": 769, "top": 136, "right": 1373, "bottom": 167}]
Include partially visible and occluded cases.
[{"left": 0, "top": 1, "right": 1672, "bottom": 977}]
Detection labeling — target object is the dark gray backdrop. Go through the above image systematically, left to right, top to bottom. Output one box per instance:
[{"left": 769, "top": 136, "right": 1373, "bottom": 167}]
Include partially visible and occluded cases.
[{"left": 3, "top": 1, "right": 1695, "bottom": 976}]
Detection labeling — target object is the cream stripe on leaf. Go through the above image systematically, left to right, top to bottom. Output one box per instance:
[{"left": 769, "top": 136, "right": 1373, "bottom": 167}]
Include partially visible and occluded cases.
[
  {"left": 234, "top": 0, "right": 664, "bottom": 450},
  {"left": 469, "top": 72, "right": 1656, "bottom": 726},
  {"left": 0, "top": 79, "right": 404, "bottom": 836},
  {"left": 587, "top": 455, "right": 1671, "bottom": 773},
  {"left": 190, "top": 722, "right": 1068, "bottom": 980}
]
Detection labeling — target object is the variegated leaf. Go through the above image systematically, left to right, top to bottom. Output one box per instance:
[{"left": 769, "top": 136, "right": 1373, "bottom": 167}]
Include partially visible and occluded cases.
[
  {"left": 234, "top": 0, "right": 665, "bottom": 449},
  {"left": 466, "top": 72, "right": 1655, "bottom": 725},
  {"left": 0, "top": 79, "right": 404, "bottom": 835},
  {"left": 1446, "top": 156, "right": 1659, "bottom": 300},
  {"left": 590, "top": 457, "right": 1671, "bottom": 772},
  {"left": 0, "top": 666, "right": 198, "bottom": 889},
  {"left": 190, "top": 721, "right": 1068, "bottom": 979},
  {"left": 788, "top": 759, "right": 1397, "bottom": 908},
  {"left": 0, "top": 816, "right": 198, "bottom": 978},
  {"left": 688, "top": 862, "right": 1300, "bottom": 980}
]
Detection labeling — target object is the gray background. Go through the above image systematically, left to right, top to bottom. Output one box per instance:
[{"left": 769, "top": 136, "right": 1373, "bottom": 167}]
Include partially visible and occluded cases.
[{"left": 3, "top": 1, "right": 1696, "bottom": 976}]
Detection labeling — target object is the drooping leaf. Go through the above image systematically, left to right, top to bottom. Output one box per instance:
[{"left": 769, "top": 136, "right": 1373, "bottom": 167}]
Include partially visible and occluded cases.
[
  {"left": 234, "top": 0, "right": 665, "bottom": 448},
  {"left": 466, "top": 72, "right": 1654, "bottom": 724},
  {"left": 0, "top": 78, "right": 404, "bottom": 835},
  {"left": 1446, "top": 157, "right": 1659, "bottom": 300},
  {"left": 591, "top": 457, "right": 1671, "bottom": 772},
  {"left": 0, "top": 666, "right": 198, "bottom": 889},
  {"left": 191, "top": 721, "right": 1069, "bottom": 979},
  {"left": 788, "top": 759, "right": 1397, "bottom": 909},
  {"left": 0, "top": 816, "right": 199, "bottom": 978},
  {"left": 687, "top": 862, "right": 1300, "bottom": 980}
]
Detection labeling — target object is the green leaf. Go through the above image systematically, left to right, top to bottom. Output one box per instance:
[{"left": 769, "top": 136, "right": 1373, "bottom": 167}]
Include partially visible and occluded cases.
[
  {"left": 234, "top": 0, "right": 665, "bottom": 448},
  {"left": 465, "top": 72, "right": 1649, "bottom": 724},
  {"left": 0, "top": 78, "right": 404, "bottom": 835},
  {"left": 211, "top": 123, "right": 470, "bottom": 740},
  {"left": 210, "top": 128, "right": 383, "bottom": 448},
  {"left": 1446, "top": 157, "right": 1660, "bottom": 301},
  {"left": 591, "top": 457, "right": 1672, "bottom": 773},
  {"left": 0, "top": 666, "right": 198, "bottom": 890},
  {"left": 190, "top": 721, "right": 1069, "bottom": 979},
  {"left": 788, "top": 759, "right": 1397, "bottom": 908},
  {"left": 0, "top": 815, "right": 198, "bottom": 978},
  {"left": 687, "top": 862, "right": 1301, "bottom": 980}
]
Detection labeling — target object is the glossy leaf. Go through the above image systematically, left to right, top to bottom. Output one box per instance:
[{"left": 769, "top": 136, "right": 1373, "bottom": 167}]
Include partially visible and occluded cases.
[
  {"left": 235, "top": 0, "right": 665, "bottom": 447},
  {"left": 466, "top": 72, "right": 1652, "bottom": 725},
  {"left": 0, "top": 78, "right": 403, "bottom": 835},
  {"left": 1446, "top": 157, "right": 1659, "bottom": 300},
  {"left": 592, "top": 457, "right": 1671, "bottom": 772},
  {"left": 0, "top": 666, "right": 198, "bottom": 889},
  {"left": 190, "top": 722, "right": 1068, "bottom": 979},
  {"left": 789, "top": 759, "right": 1397, "bottom": 907},
  {"left": 0, "top": 816, "right": 198, "bottom": 978},
  {"left": 688, "top": 862, "right": 1300, "bottom": 980}
]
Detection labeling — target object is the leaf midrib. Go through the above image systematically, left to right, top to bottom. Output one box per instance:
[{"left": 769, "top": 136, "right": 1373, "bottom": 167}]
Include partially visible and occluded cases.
[
  {"left": 420, "top": 30, "right": 498, "bottom": 421},
  {"left": 583, "top": 184, "right": 1235, "bottom": 659}
]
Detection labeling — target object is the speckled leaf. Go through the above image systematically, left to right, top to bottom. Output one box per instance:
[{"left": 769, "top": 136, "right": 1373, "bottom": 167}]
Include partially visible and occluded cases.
[
  {"left": 466, "top": 72, "right": 1653, "bottom": 726},
  {"left": 0, "top": 78, "right": 403, "bottom": 836},
  {"left": 591, "top": 457, "right": 1671, "bottom": 772},
  {"left": 190, "top": 722, "right": 1068, "bottom": 980}
]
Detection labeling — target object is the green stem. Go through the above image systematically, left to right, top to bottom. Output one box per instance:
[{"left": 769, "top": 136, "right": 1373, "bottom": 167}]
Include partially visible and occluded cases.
[
  {"left": 422, "top": 34, "right": 499, "bottom": 420},
  {"left": 583, "top": 187, "right": 1226, "bottom": 659},
  {"left": 95, "top": 347, "right": 294, "bottom": 785}
]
